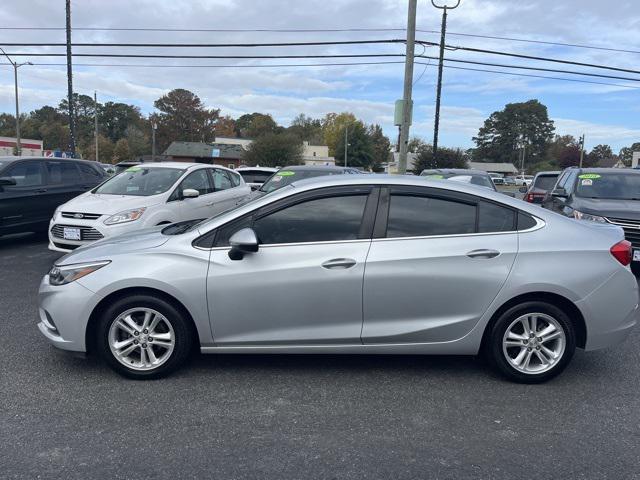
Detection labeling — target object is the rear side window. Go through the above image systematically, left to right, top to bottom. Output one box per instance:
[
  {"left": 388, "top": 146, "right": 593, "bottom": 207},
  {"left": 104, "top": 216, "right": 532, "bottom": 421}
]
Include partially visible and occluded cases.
[
  {"left": 4, "top": 161, "right": 44, "bottom": 187},
  {"left": 46, "top": 161, "right": 82, "bottom": 185},
  {"left": 78, "top": 162, "right": 104, "bottom": 181},
  {"left": 212, "top": 169, "right": 232, "bottom": 191},
  {"left": 228, "top": 171, "right": 241, "bottom": 187},
  {"left": 533, "top": 175, "right": 558, "bottom": 191},
  {"left": 254, "top": 195, "right": 368, "bottom": 244},
  {"left": 386, "top": 195, "right": 476, "bottom": 238},
  {"left": 478, "top": 201, "right": 515, "bottom": 233},
  {"left": 517, "top": 212, "right": 538, "bottom": 230}
]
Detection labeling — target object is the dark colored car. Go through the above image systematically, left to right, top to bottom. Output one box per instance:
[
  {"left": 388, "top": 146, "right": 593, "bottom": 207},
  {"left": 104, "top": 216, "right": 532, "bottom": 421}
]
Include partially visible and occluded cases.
[
  {"left": 0, "top": 156, "right": 107, "bottom": 237},
  {"left": 114, "top": 161, "right": 142, "bottom": 175},
  {"left": 249, "top": 165, "right": 363, "bottom": 200},
  {"left": 542, "top": 167, "right": 640, "bottom": 268},
  {"left": 521, "top": 171, "right": 560, "bottom": 203}
]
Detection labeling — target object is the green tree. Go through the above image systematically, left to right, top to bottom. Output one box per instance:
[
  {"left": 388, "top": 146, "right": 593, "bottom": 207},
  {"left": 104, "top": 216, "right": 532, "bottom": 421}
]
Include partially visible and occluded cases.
[
  {"left": 153, "top": 89, "right": 219, "bottom": 152},
  {"left": 58, "top": 93, "right": 97, "bottom": 143},
  {"left": 473, "top": 100, "right": 555, "bottom": 166},
  {"left": 100, "top": 102, "right": 145, "bottom": 143},
  {"left": 322, "top": 112, "right": 358, "bottom": 156},
  {"left": 235, "top": 113, "right": 279, "bottom": 138},
  {"left": 287, "top": 114, "right": 323, "bottom": 144},
  {"left": 215, "top": 115, "right": 237, "bottom": 137},
  {"left": 335, "top": 121, "right": 374, "bottom": 170},
  {"left": 367, "top": 124, "right": 391, "bottom": 171},
  {"left": 125, "top": 125, "right": 149, "bottom": 158},
  {"left": 242, "top": 133, "right": 303, "bottom": 167},
  {"left": 84, "top": 134, "right": 115, "bottom": 163},
  {"left": 545, "top": 134, "right": 576, "bottom": 164},
  {"left": 407, "top": 137, "right": 426, "bottom": 153},
  {"left": 113, "top": 138, "right": 131, "bottom": 162},
  {"left": 619, "top": 142, "right": 640, "bottom": 166},
  {"left": 414, "top": 144, "right": 468, "bottom": 171},
  {"left": 590, "top": 144, "right": 614, "bottom": 162}
]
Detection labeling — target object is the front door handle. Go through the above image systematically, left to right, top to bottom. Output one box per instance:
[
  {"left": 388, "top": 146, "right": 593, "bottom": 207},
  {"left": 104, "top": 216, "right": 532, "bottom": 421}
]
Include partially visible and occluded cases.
[
  {"left": 466, "top": 249, "right": 500, "bottom": 259},
  {"left": 321, "top": 258, "right": 357, "bottom": 269}
]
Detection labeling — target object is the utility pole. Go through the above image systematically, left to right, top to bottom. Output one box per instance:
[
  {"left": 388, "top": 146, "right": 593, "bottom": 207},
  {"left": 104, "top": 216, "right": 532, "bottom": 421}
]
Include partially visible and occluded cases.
[
  {"left": 65, "top": 0, "right": 76, "bottom": 157},
  {"left": 397, "top": 0, "right": 417, "bottom": 175},
  {"left": 431, "top": 0, "right": 460, "bottom": 165},
  {"left": 0, "top": 48, "right": 31, "bottom": 156},
  {"left": 94, "top": 91, "right": 99, "bottom": 162},
  {"left": 152, "top": 123, "right": 157, "bottom": 161},
  {"left": 344, "top": 126, "right": 348, "bottom": 167},
  {"left": 579, "top": 134, "right": 585, "bottom": 167}
]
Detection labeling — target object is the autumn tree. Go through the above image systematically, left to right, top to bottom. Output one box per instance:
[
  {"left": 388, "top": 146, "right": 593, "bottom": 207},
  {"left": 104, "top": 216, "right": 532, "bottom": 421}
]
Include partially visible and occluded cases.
[
  {"left": 322, "top": 112, "right": 358, "bottom": 156},
  {"left": 235, "top": 113, "right": 279, "bottom": 138},
  {"left": 215, "top": 115, "right": 237, "bottom": 137},
  {"left": 242, "top": 133, "right": 303, "bottom": 167}
]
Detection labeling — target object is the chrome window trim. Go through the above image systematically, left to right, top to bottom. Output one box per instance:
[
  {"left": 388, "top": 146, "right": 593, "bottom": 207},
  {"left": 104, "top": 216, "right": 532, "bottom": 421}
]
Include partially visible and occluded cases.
[{"left": 195, "top": 238, "right": 371, "bottom": 252}]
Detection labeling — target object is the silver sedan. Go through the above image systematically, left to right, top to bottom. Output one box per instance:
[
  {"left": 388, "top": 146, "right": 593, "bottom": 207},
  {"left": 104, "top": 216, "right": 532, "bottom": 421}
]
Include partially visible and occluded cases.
[{"left": 38, "top": 175, "right": 638, "bottom": 383}]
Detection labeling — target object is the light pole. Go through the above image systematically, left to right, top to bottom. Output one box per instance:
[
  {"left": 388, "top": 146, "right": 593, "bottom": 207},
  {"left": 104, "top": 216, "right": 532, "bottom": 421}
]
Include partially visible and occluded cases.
[
  {"left": 431, "top": 0, "right": 460, "bottom": 166},
  {"left": 0, "top": 48, "right": 31, "bottom": 156},
  {"left": 94, "top": 91, "right": 99, "bottom": 162},
  {"left": 152, "top": 122, "right": 157, "bottom": 161},
  {"left": 344, "top": 126, "right": 348, "bottom": 167}
]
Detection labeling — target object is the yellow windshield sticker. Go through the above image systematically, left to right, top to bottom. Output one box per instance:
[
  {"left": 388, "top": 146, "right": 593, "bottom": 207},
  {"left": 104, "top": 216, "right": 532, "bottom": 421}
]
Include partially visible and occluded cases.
[
  {"left": 125, "top": 166, "right": 142, "bottom": 172},
  {"left": 277, "top": 171, "right": 295, "bottom": 176},
  {"left": 578, "top": 173, "right": 600, "bottom": 179}
]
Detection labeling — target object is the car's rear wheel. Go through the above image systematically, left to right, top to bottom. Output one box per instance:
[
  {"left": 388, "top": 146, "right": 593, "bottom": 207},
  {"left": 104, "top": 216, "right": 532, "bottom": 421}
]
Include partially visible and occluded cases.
[
  {"left": 96, "top": 295, "right": 194, "bottom": 379},
  {"left": 485, "top": 301, "right": 576, "bottom": 383}
]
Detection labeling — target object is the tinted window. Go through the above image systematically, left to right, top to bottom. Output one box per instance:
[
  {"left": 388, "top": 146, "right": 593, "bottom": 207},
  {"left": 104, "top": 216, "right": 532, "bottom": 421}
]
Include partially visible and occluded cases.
[
  {"left": 4, "top": 161, "right": 43, "bottom": 187},
  {"left": 46, "top": 161, "right": 81, "bottom": 185},
  {"left": 78, "top": 162, "right": 104, "bottom": 180},
  {"left": 95, "top": 167, "right": 183, "bottom": 196},
  {"left": 181, "top": 169, "right": 213, "bottom": 195},
  {"left": 212, "top": 169, "right": 232, "bottom": 191},
  {"left": 259, "top": 169, "right": 343, "bottom": 193},
  {"left": 239, "top": 170, "right": 273, "bottom": 184},
  {"left": 556, "top": 170, "right": 572, "bottom": 190},
  {"left": 229, "top": 171, "right": 241, "bottom": 187},
  {"left": 575, "top": 173, "right": 640, "bottom": 200},
  {"left": 533, "top": 174, "right": 558, "bottom": 191},
  {"left": 254, "top": 195, "right": 367, "bottom": 244},
  {"left": 386, "top": 195, "right": 476, "bottom": 238},
  {"left": 478, "top": 201, "right": 515, "bottom": 233},
  {"left": 518, "top": 212, "right": 538, "bottom": 230},
  {"left": 214, "top": 216, "right": 254, "bottom": 247}
]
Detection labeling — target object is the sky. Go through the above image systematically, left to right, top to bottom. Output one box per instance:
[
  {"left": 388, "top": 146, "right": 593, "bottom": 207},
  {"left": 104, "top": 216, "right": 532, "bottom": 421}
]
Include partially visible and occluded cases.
[{"left": 0, "top": 0, "right": 639, "bottom": 152}]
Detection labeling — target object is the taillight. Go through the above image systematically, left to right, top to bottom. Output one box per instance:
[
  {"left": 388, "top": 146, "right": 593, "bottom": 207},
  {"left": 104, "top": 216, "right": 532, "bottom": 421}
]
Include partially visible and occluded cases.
[
  {"left": 526, "top": 193, "right": 535, "bottom": 202},
  {"left": 610, "top": 240, "right": 632, "bottom": 266}
]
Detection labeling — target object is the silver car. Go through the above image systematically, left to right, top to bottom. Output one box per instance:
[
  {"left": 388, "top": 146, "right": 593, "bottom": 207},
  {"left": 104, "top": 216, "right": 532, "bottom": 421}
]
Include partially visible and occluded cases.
[{"left": 38, "top": 175, "right": 638, "bottom": 383}]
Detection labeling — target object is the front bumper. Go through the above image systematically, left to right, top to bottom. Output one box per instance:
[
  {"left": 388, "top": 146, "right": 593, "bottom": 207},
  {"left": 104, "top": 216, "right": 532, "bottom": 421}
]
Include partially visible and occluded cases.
[{"left": 37, "top": 274, "right": 102, "bottom": 352}]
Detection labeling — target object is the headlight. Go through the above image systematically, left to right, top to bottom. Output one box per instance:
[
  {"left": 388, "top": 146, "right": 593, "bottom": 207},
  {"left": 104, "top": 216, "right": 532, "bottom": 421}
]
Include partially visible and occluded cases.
[
  {"left": 104, "top": 207, "right": 146, "bottom": 225},
  {"left": 573, "top": 210, "right": 607, "bottom": 223},
  {"left": 49, "top": 261, "right": 110, "bottom": 286}
]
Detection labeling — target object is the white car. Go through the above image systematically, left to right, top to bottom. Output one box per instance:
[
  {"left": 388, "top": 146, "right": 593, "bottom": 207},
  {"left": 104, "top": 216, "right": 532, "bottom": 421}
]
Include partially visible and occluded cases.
[
  {"left": 48, "top": 162, "right": 250, "bottom": 252},
  {"left": 236, "top": 167, "right": 278, "bottom": 190},
  {"left": 514, "top": 175, "right": 534, "bottom": 187}
]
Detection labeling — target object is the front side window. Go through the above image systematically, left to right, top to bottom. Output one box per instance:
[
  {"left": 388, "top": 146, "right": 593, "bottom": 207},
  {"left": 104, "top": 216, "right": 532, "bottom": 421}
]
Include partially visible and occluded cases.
[
  {"left": 4, "top": 161, "right": 43, "bottom": 187},
  {"left": 46, "top": 161, "right": 81, "bottom": 185},
  {"left": 78, "top": 162, "right": 104, "bottom": 180},
  {"left": 95, "top": 167, "right": 184, "bottom": 196},
  {"left": 180, "top": 169, "right": 214, "bottom": 195},
  {"left": 254, "top": 195, "right": 368, "bottom": 244},
  {"left": 386, "top": 195, "right": 476, "bottom": 238}
]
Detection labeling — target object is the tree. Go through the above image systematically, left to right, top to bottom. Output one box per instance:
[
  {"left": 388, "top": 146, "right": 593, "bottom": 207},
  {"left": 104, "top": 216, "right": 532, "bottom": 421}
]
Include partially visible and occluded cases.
[
  {"left": 153, "top": 89, "right": 219, "bottom": 151},
  {"left": 58, "top": 93, "right": 97, "bottom": 142},
  {"left": 473, "top": 100, "right": 555, "bottom": 166},
  {"left": 100, "top": 102, "right": 145, "bottom": 143},
  {"left": 322, "top": 112, "right": 358, "bottom": 156},
  {"left": 235, "top": 113, "right": 279, "bottom": 138},
  {"left": 287, "top": 114, "right": 323, "bottom": 144},
  {"left": 215, "top": 115, "right": 237, "bottom": 137},
  {"left": 334, "top": 121, "right": 374, "bottom": 170},
  {"left": 367, "top": 124, "right": 391, "bottom": 171},
  {"left": 125, "top": 125, "right": 149, "bottom": 158},
  {"left": 242, "top": 133, "right": 303, "bottom": 167},
  {"left": 84, "top": 134, "right": 115, "bottom": 163},
  {"left": 545, "top": 134, "right": 576, "bottom": 164},
  {"left": 407, "top": 137, "right": 426, "bottom": 153},
  {"left": 113, "top": 138, "right": 131, "bottom": 162},
  {"left": 619, "top": 142, "right": 640, "bottom": 166},
  {"left": 414, "top": 144, "right": 468, "bottom": 171},
  {"left": 590, "top": 144, "right": 614, "bottom": 162},
  {"left": 557, "top": 145, "right": 581, "bottom": 169}
]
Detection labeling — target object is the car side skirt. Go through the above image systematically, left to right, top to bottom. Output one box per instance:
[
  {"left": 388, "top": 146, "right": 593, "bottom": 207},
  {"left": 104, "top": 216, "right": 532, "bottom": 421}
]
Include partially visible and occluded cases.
[{"left": 201, "top": 342, "right": 478, "bottom": 355}]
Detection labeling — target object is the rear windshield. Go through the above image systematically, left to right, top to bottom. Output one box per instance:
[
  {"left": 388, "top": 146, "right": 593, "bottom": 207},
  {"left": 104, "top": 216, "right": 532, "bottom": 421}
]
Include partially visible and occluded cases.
[
  {"left": 95, "top": 167, "right": 184, "bottom": 196},
  {"left": 259, "top": 169, "right": 343, "bottom": 193},
  {"left": 239, "top": 171, "right": 274, "bottom": 184},
  {"left": 422, "top": 173, "right": 495, "bottom": 190},
  {"left": 575, "top": 173, "right": 640, "bottom": 200},
  {"left": 533, "top": 174, "right": 558, "bottom": 191}
]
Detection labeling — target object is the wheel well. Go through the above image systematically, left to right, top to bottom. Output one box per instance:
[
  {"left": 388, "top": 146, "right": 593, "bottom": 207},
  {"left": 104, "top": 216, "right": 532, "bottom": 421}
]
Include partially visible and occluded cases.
[
  {"left": 85, "top": 287, "right": 198, "bottom": 355},
  {"left": 480, "top": 292, "right": 587, "bottom": 351}
]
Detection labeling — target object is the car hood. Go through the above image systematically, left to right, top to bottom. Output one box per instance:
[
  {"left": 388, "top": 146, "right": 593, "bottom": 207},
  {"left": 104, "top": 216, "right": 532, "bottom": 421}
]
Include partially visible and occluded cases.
[
  {"left": 61, "top": 192, "right": 163, "bottom": 216},
  {"left": 574, "top": 197, "right": 640, "bottom": 220},
  {"left": 55, "top": 226, "right": 169, "bottom": 265}
]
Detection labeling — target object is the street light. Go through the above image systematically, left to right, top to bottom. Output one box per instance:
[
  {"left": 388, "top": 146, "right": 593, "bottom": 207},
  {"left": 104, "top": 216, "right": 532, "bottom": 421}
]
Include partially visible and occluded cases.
[{"left": 0, "top": 48, "right": 31, "bottom": 156}]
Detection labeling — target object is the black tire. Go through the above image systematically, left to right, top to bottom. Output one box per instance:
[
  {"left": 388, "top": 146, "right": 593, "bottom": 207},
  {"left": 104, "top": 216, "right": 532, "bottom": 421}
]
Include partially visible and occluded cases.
[
  {"left": 96, "top": 294, "right": 194, "bottom": 379},
  {"left": 485, "top": 301, "right": 576, "bottom": 384}
]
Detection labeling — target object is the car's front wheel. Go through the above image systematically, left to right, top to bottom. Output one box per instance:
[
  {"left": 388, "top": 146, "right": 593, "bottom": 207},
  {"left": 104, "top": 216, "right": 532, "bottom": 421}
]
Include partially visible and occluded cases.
[
  {"left": 96, "top": 295, "right": 194, "bottom": 379},
  {"left": 485, "top": 301, "right": 576, "bottom": 383}
]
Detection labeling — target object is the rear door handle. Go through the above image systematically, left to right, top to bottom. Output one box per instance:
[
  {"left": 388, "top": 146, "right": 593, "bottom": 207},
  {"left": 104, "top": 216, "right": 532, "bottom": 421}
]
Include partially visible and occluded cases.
[
  {"left": 466, "top": 249, "right": 500, "bottom": 259},
  {"left": 321, "top": 258, "right": 357, "bottom": 269}
]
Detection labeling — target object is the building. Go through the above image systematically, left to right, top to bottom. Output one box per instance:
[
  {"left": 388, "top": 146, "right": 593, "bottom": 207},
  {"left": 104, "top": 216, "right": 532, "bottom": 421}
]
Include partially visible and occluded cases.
[
  {"left": 0, "top": 136, "right": 43, "bottom": 156},
  {"left": 214, "top": 137, "right": 335, "bottom": 166},
  {"left": 163, "top": 141, "right": 245, "bottom": 168},
  {"left": 385, "top": 152, "right": 419, "bottom": 173},
  {"left": 633, "top": 152, "right": 640, "bottom": 168},
  {"left": 596, "top": 158, "right": 627, "bottom": 169},
  {"left": 468, "top": 162, "right": 519, "bottom": 175}
]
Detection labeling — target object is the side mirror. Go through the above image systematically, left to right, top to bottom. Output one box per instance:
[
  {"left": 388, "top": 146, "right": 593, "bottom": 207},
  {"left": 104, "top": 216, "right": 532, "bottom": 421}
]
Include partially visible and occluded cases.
[
  {"left": 0, "top": 177, "right": 17, "bottom": 186},
  {"left": 518, "top": 186, "right": 528, "bottom": 193},
  {"left": 551, "top": 187, "right": 567, "bottom": 198},
  {"left": 182, "top": 188, "right": 200, "bottom": 199},
  {"left": 228, "top": 228, "right": 259, "bottom": 260}
]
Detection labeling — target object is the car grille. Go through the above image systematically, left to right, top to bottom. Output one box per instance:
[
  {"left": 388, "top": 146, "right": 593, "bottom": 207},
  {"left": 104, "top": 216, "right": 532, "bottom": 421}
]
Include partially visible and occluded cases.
[
  {"left": 60, "top": 212, "right": 102, "bottom": 220},
  {"left": 605, "top": 217, "right": 640, "bottom": 248},
  {"left": 50, "top": 224, "right": 104, "bottom": 241}
]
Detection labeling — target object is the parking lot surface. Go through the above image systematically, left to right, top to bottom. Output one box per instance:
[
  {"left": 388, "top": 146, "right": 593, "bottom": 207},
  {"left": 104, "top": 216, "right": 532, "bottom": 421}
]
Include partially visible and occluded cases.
[{"left": 2, "top": 233, "right": 640, "bottom": 479}]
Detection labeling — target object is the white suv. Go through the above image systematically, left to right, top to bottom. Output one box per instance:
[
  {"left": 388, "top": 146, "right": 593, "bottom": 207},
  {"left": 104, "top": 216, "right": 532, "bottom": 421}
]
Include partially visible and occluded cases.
[
  {"left": 48, "top": 162, "right": 250, "bottom": 252},
  {"left": 514, "top": 174, "right": 534, "bottom": 187}
]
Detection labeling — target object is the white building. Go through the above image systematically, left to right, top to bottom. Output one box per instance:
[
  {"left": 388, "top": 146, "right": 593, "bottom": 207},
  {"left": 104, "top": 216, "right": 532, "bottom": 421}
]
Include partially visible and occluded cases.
[
  {"left": 0, "top": 136, "right": 43, "bottom": 156},
  {"left": 214, "top": 136, "right": 335, "bottom": 166},
  {"left": 632, "top": 152, "right": 640, "bottom": 168}
]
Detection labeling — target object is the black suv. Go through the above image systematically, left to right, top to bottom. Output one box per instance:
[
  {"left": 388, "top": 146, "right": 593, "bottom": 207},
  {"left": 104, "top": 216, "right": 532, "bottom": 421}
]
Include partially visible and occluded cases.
[
  {"left": 0, "top": 156, "right": 107, "bottom": 237},
  {"left": 542, "top": 167, "right": 640, "bottom": 262}
]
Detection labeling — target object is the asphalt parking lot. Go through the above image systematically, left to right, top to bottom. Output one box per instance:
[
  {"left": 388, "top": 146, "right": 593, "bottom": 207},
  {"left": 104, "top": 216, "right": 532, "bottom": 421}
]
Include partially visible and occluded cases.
[{"left": 2, "top": 233, "right": 640, "bottom": 479}]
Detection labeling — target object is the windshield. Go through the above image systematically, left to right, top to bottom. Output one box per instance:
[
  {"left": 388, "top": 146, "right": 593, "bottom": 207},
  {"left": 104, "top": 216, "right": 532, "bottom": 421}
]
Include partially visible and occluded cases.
[
  {"left": 95, "top": 167, "right": 184, "bottom": 196},
  {"left": 259, "top": 169, "right": 342, "bottom": 193},
  {"left": 575, "top": 173, "right": 640, "bottom": 200},
  {"left": 533, "top": 175, "right": 558, "bottom": 191}
]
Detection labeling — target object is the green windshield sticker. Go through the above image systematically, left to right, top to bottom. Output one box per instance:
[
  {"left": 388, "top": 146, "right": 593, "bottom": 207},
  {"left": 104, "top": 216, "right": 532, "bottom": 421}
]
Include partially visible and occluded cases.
[
  {"left": 125, "top": 166, "right": 142, "bottom": 172},
  {"left": 277, "top": 171, "right": 295, "bottom": 176},
  {"left": 425, "top": 174, "right": 444, "bottom": 179},
  {"left": 578, "top": 174, "right": 601, "bottom": 179}
]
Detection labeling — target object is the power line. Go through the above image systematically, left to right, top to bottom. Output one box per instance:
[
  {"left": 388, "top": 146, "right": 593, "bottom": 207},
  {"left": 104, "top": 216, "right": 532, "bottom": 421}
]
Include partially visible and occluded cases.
[
  {"left": 0, "top": 39, "right": 406, "bottom": 48},
  {"left": 0, "top": 52, "right": 407, "bottom": 59}
]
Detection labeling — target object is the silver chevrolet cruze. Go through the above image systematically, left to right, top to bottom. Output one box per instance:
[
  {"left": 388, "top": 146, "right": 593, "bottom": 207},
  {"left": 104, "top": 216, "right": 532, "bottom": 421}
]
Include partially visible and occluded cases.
[{"left": 38, "top": 175, "right": 638, "bottom": 383}]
